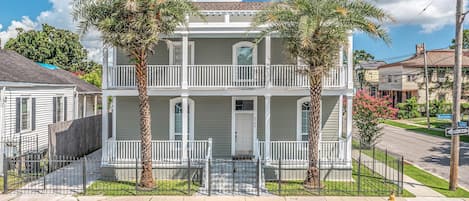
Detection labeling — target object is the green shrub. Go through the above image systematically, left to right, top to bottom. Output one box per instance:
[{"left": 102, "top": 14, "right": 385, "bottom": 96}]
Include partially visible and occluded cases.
[
  {"left": 397, "top": 97, "right": 421, "bottom": 119},
  {"left": 430, "top": 100, "right": 452, "bottom": 116}
]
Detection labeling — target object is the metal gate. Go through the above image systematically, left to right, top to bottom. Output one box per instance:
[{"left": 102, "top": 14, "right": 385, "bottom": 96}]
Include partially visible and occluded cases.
[{"left": 207, "top": 159, "right": 262, "bottom": 195}]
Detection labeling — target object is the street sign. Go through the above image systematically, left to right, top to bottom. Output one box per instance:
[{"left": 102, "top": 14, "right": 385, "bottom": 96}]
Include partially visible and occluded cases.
[
  {"left": 458, "top": 121, "right": 468, "bottom": 128},
  {"left": 445, "top": 127, "right": 469, "bottom": 136}
]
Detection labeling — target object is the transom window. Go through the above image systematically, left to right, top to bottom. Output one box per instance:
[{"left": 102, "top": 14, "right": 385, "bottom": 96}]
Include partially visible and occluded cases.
[
  {"left": 170, "top": 98, "right": 195, "bottom": 141},
  {"left": 235, "top": 100, "right": 254, "bottom": 111}
]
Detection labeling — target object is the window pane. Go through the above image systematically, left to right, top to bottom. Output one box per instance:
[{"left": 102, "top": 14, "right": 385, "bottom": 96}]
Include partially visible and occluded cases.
[
  {"left": 173, "top": 45, "right": 182, "bottom": 65},
  {"left": 237, "top": 47, "right": 253, "bottom": 65},
  {"left": 57, "top": 97, "right": 63, "bottom": 122},
  {"left": 21, "top": 98, "right": 29, "bottom": 130},
  {"left": 235, "top": 100, "right": 254, "bottom": 111},
  {"left": 174, "top": 102, "right": 190, "bottom": 139},
  {"left": 301, "top": 102, "right": 310, "bottom": 140},
  {"left": 174, "top": 134, "right": 182, "bottom": 141},
  {"left": 301, "top": 135, "right": 308, "bottom": 141}
]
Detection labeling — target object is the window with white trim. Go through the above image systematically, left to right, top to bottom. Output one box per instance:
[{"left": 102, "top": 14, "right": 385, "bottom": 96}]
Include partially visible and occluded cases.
[
  {"left": 233, "top": 41, "right": 257, "bottom": 81},
  {"left": 20, "top": 97, "right": 32, "bottom": 131},
  {"left": 170, "top": 98, "right": 194, "bottom": 140},
  {"left": 300, "top": 102, "right": 310, "bottom": 141}
]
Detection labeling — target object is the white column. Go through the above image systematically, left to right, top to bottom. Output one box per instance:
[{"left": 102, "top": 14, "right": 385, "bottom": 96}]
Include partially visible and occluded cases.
[
  {"left": 224, "top": 14, "right": 230, "bottom": 23},
  {"left": 347, "top": 32, "right": 354, "bottom": 90},
  {"left": 182, "top": 33, "right": 189, "bottom": 89},
  {"left": 265, "top": 35, "right": 271, "bottom": 88},
  {"left": 102, "top": 47, "right": 109, "bottom": 90},
  {"left": 101, "top": 94, "right": 109, "bottom": 162},
  {"left": 264, "top": 94, "right": 271, "bottom": 160},
  {"left": 83, "top": 95, "right": 87, "bottom": 118},
  {"left": 94, "top": 95, "right": 98, "bottom": 115},
  {"left": 182, "top": 95, "right": 189, "bottom": 160},
  {"left": 338, "top": 95, "right": 343, "bottom": 139},
  {"left": 346, "top": 95, "right": 353, "bottom": 162},
  {"left": 112, "top": 96, "right": 117, "bottom": 140}
]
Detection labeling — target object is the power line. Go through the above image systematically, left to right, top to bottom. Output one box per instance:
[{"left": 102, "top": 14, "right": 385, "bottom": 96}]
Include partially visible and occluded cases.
[{"left": 418, "top": 0, "right": 433, "bottom": 16}]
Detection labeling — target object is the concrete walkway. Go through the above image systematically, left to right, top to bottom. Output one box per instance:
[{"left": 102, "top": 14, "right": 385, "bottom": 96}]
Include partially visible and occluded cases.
[
  {"left": 12, "top": 150, "right": 102, "bottom": 194},
  {"left": 352, "top": 150, "right": 444, "bottom": 198},
  {"left": 0, "top": 195, "right": 468, "bottom": 201}
]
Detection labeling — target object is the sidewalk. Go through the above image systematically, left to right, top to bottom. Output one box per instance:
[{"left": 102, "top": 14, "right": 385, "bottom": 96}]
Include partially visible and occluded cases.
[
  {"left": 352, "top": 150, "right": 444, "bottom": 198},
  {"left": 0, "top": 195, "right": 467, "bottom": 201}
]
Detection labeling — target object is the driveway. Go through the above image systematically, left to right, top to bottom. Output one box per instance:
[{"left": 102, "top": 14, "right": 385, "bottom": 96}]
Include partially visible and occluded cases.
[{"left": 375, "top": 125, "right": 469, "bottom": 189}]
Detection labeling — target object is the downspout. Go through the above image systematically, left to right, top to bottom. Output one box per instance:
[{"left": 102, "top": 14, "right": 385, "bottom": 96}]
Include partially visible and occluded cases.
[{"left": 0, "top": 87, "right": 5, "bottom": 139}]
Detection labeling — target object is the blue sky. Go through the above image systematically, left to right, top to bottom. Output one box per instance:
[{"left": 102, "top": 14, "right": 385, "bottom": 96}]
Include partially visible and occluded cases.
[{"left": 0, "top": 0, "right": 462, "bottom": 63}]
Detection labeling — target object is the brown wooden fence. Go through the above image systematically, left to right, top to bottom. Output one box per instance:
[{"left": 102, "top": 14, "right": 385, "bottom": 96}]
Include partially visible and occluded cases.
[{"left": 48, "top": 113, "right": 111, "bottom": 157}]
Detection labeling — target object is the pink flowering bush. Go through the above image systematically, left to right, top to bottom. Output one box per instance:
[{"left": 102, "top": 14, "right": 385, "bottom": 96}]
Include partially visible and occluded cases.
[{"left": 353, "top": 90, "right": 398, "bottom": 149}]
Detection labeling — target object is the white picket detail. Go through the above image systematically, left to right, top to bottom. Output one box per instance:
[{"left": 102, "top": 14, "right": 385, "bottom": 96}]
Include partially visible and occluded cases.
[
  {"left": 108, "top": 65, "right": 181, "bottom": 88},
  {"left": 188, "top": 65, "right": 265, "bottom": 88},
  {"left": 270, "top": 65, "right": 347, "bottom": 88},
  {"left": 106, "top": 140, "right": 211, "bottom": 162},
  {"left": 259, "top": 140, "right": 346, "bottom": 161}
]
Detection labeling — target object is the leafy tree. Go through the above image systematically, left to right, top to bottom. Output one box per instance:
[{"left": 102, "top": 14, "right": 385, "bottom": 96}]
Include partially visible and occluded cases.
[
  {"left": 73, "top": 0, "right": 200, "bottom": 188},
  {"left": 253, "top": 0, "right": 391, "bottom": 188},
  {"left": 4, "top": 24, "right": 98, "bottom": 73},
  {"left": 450, "top": 29, "right": 469, "bottom": 49},
  {"left": 353, "top": 50, "right": 375, "bottom": 89},
  {"left": 80, "top": 68, "right": 102, "bottom": 88},
  {"left": 353, "top": 90, "right": 397, "bottom": 149}
]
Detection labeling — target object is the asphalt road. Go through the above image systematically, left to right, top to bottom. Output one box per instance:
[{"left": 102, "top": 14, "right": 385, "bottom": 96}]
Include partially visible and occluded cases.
[{"left": 374, "top": 125, "right": 469, "bottom": 189}]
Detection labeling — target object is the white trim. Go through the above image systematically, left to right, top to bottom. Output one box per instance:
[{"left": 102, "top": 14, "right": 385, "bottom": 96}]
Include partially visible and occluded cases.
[
  {"left": 168, "top": 41, "right": 195, "bottom": 65},
  {"left": 232, "top": 41, "right": 257, "bottom": 65},
  {"left": 264, "top": 94, "right": 271, "bottom": 160},
  {"left": 83, "top": 95, "right": 87, "bottom": 118},
  {"left": 101, "top": 95, "right": 109, "bottom": 163},
  {"left": 338, "top": 95, "right": 343, "bottom": 139},
  {"left": 345, "top": 95, "right": 353, "bottom": 161},
  {"left": 19, "top": 96, "right": 32, "bottom": 133},
  {"left": 112, "top": 96, "right": 117, "bottom": 139},
  {"left": 231, "top": 96, "right": 257, "bottom": 156},
  {"left": 169, "top": 97, "right": 195, "bottom": 141},
  {"left": 296, "top": 97, "right": 322, "bottom": 142}
]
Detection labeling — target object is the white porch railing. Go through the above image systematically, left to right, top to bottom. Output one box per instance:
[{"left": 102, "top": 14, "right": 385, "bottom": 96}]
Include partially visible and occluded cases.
[
  {"left": 109, "top": 64, "right": 347, "bottom": 89},
  {"left": 108, "top": 65, "right": 181, "bottom": 88},
  {"left": 188, "top": 65, "right": 265, "bottom": 88},
  {"left": 270, "top": 65, "right": 347, "bottom": 88},
  {"left": 105, "top": 140, "right": 211, "bottom": 162},
  {"left": 258, "top": 140, "right": 346, "bottom": 161}
]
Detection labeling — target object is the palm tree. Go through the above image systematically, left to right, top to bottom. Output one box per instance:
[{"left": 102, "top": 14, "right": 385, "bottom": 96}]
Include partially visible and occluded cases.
[
  {"left": 73, "top": 0, "right": 200, "bottom": 188},
  {"left": 253, "top": 0, "right": 392, "bottom": 188}
]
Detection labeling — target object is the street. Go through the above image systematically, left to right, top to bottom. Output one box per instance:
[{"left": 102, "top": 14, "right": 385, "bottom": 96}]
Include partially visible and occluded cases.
[{"left": 376, "top": 125, "right": 469, "bottom": 189}]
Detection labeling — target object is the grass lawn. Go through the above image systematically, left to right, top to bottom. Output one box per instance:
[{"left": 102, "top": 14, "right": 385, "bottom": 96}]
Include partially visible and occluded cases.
[
  {"left": 407, "top": 117, "right": 452, "bottom": 129},
  {"left": 383, "top": 120, "right": 469, "bottom": 143},
  {"left": 354, "top": 141, "right": 469, "bottom": 198},
  {"left": 265, "top": 161, "right": 414, "bottom": 197},
  {"left": 86, "top": 180, "right": 200, "bottom": 195}
]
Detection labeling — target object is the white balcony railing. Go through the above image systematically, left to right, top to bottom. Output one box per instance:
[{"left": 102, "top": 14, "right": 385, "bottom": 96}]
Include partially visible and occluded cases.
[
  {"left": 108, "top": 64, "right": 347, "bottom": 89},
  {"left": 108, "top": 65, "right": 181, "bottom": 88},
  {"left": 188, "top": 65, "right": 265, "bottom": 88},
  {"left": 105, "top": 140, "right": 211, "bottom": 163},
  {"left": 258, "top": 140, "right": 346, "bottom": 162}
]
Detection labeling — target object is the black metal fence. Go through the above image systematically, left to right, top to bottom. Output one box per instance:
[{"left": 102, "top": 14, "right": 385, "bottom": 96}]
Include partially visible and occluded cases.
[{"left": 2, "top": 155, "right": 404, "bottom": 196}]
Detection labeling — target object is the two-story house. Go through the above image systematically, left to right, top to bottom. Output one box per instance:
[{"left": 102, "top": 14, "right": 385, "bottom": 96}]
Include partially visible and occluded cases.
[
  {"left": 100, "top": 1, "right": 354, "bottom": 181},
  {"left": 378, "top": 45, "right": 469, "bottom": 106},
  {"left": 355, "top": 60, "right": 385, "bottom": 97}
]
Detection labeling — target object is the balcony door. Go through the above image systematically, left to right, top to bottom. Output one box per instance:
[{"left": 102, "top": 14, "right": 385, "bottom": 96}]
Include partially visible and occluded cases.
[{"left": 232, "top": 41, "right": 257, "bottom": 82}]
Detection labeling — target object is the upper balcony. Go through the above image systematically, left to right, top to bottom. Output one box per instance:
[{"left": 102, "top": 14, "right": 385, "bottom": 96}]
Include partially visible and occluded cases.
[{"left": 105, "top": 37, "right": 351, "bottom": 91}]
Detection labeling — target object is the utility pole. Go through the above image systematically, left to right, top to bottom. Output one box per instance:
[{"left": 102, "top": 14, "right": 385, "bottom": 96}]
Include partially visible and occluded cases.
[
  {"left": 450, "top": 0, "right": 464, "bottom": 191},
  {"left": 423, "top": 43, "right": 430, "bottom": 129}
]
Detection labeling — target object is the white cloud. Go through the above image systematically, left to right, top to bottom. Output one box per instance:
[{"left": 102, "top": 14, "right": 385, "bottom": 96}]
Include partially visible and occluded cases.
[
  {"left": 0, "top": 0, "right": 102, "bottom": 63},
  {"left": 373, "top": 0, "right": 467, "bottom": 33}
]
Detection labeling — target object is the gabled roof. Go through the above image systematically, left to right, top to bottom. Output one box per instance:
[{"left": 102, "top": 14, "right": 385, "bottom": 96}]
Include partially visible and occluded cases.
[
  {"left": 193, "top": 2, "right": 269, "bottom": 11},
  {"left": 379, "top": 49, "right": 469, "bottom": 68},
  {"left": 0, "top": 50, "right": 70, "bottom": 85},
  {"left": 0, "top": 50, "right": 101, "bottom": 93}
]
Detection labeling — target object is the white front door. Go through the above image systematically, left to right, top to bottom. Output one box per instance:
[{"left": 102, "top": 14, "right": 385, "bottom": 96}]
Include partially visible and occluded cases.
[{"left": 235, "top": 113, "right": 254, "bottom": 155}]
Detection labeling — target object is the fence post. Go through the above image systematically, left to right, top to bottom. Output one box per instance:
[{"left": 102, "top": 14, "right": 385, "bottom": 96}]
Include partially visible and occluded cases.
[
  {"left": 36, "top": 135, "right": 39, "bottom": 153},
  {"left": 372, "top": 146, "right": 375, "bottom": 175},
  {"left": 384, "top": 149, "right": 388, "bottom": 183},
  {"left": 357, "top": 153, "right": 361, "bottom": 196},
  {"left": 3, "top": 154, "right": 8, "bottom": 193},
  {"left": 82, "top": 156, "right": 87, "bottom": 194},
  {"left": 187, "top": 156, "right": 191, "bottom": 195},
  {"left": 399, "top": 156, "right": 404, "bottom": 196},
  {"left": 44, "top": 157, "right": 47, "bottom": 190},
  {"left": 135, "top": 158, "right": 138, "bottom": 194},
  {"left": 208, "top": 158, "right": 211, "bottom": 196},
  {"left": 256, "top": 158, "right": 260, "bottom": 196},
  {"left": 278, "top": 158, "right": 281, "bottom": 195},
  {"left": 318, "top": 159, "right": 321, "bottom": 195},
  {"left": 232, "top": 160, "right": 235, "bottom": 195}
]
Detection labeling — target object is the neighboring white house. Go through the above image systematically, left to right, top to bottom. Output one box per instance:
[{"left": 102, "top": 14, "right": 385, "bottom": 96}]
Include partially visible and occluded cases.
[
  {"left": 100, "top": 1, "right": 354, "bottom": 180},
  {"left": 0, "top": 50, "right": 101, "bottom": 164}
]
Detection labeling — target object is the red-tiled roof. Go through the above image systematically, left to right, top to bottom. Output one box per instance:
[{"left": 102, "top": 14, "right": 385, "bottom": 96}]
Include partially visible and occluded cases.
[
  {"left": 193, "top": 2, "right": 270, "bottom": 10},
  {"left": 379, "top": 49, "right": 469, "bottom": 68}
]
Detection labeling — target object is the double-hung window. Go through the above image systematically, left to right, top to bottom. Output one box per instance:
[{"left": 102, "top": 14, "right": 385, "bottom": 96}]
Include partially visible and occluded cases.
[
  {"left": 53, "top": 96, "right": 67, "bottom": 123},
  {"left": 16, "top": 97, "right": 35, "bottom": 133},
  {"left": 170, "top": 98, "right": 194, "bottom": 141},
  {"left": 300, "top": 102, "right": 310, "bottom": 141}
]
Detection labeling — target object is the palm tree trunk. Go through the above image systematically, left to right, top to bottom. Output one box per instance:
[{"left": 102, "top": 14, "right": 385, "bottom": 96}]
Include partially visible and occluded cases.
[
  {"left": 135, "top": 49, "right": 154, "bottom": 188},
  {"left": 304, "top": 68, "right": 322, "bottom": 188}
]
